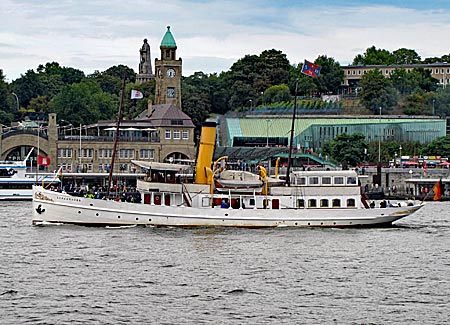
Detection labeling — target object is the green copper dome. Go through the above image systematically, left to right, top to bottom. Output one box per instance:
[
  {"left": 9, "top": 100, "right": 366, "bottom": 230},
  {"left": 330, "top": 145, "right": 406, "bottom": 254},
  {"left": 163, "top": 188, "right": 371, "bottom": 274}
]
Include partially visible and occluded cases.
[{"left": 160, "top": 26, "right": 177, "bottom": 48}]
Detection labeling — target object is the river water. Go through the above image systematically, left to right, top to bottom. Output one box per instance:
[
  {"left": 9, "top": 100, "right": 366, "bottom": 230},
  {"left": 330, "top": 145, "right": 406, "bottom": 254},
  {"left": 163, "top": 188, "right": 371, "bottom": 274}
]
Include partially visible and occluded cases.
[{"left": 1, "top": 201, "right": 449, "bottom": 324}]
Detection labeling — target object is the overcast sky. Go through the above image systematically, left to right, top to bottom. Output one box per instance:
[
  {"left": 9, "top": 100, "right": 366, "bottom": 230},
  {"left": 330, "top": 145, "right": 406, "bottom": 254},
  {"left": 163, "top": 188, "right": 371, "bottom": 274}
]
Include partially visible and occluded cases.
[{"left": 1, "top": 0, "right": 450, "bottom": 82}]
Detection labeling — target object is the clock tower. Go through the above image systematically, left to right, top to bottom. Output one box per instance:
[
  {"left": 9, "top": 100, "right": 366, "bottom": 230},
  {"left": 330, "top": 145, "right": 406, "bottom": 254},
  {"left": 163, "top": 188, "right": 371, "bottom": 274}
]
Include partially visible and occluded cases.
[{"left": 155, "top": 26, "right": 182, "bottom": 108}]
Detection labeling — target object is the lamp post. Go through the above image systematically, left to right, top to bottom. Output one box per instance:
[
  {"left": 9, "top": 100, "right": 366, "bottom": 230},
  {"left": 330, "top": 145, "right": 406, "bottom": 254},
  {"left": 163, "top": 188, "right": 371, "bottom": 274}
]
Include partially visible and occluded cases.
[
  {"left": 11, "top": 92, "right": 19, "bottom": 111},
  {"left": 249, "top": 99, "right": 253, "bottom": 111},
  {"left": 432, "top": 99, "right": 435, "bottom": 115},
  {"left": 378, "top": 107, "right": 382, "bottom": 163},
  {"left": 59, "top": 119, "right": 73, "bottom": 136},
  {"left": 399, "top": 145, "right": 402, "bottom": 167}
]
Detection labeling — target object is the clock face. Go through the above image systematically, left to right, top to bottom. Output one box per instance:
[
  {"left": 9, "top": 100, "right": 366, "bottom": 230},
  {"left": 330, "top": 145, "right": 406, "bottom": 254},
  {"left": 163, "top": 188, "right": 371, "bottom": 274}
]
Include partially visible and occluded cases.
[
  {"left": 166, "top": 68, "right": 176, "bottom": 78},
  {"left": 167, "top": 87, "right": 176, "bottom": 98}
]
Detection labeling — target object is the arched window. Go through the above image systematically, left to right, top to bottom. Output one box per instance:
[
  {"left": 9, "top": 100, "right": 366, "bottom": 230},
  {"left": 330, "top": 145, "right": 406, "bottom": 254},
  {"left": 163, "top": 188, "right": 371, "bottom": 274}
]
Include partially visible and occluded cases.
[
  {"left": 347, "top": 198, "right": 356, "bottom": 207},
  {"left": 308, "top": 199, "right": 317, "bottom": 208},
  {"left": 320, "top": 199, "right": 329, "bottom": 208},
  {"left": 332, "top": 199, "right": 341, "bottom": 207}
]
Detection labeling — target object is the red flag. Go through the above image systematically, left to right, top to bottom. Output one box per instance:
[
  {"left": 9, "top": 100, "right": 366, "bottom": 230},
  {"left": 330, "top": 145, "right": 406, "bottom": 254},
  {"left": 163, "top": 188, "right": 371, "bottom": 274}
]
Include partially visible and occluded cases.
[
  {"left": 301, "top": 60, "right": 322, "bottom": 78},
  {"left": 38, "top": 155, "right": 51, "bottom": 166},
  {"left": 433, "top": 180, "right": 442, "bottom": 201}
]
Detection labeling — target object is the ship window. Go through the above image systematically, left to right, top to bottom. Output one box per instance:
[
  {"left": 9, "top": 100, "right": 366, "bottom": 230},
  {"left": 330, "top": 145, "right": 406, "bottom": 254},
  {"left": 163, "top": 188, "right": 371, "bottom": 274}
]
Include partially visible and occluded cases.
[
  {"left": 296, "top": 177, "right": 306, "bottom": 185},
  {"left": 309, "top": 177, "right": 319, "bottom": 185},
  {"left": 322, "top": 177, "right": 332, "bottom": 185},
  {"left": 334, "top": 177, "right": 344, "bottom": 185},
  {"left": 347, "top": 177, "right": 357, "bottom": 185},
  {"left": 202, "top": 197, "right": 210, "bottom": 207},
  {"left": 347, "top": 198, "right": 356, "bottom": 207},
  {"left": 249, "top": 199, "right": 255, "bottom": 206},
  {"left": 297, "top": 199, "right": 305, "bottom": 208},
  {"left": 308, "top": 199, "right": 317, "bottom": 208},
  {"left": 320, "top": 199, "right": 329, "bottom": 207},
  {"left": 332, "top": 199, "right": 341, "bottom": 207}
]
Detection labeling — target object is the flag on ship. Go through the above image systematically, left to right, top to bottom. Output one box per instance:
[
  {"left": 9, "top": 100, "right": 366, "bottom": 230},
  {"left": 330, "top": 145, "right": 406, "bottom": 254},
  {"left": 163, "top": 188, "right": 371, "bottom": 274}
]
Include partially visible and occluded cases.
[
  {"left": 301, "top": 60, "right": 322, "bottom": 78},
  {"left": 131, "top": 90, "right": 144, "bottom": 99},
  {"left": 37, "top": 155, "right": 51, "bottom": 166},
  {"left": 433, "top": 179, "right": 443, "bottom": 201}
]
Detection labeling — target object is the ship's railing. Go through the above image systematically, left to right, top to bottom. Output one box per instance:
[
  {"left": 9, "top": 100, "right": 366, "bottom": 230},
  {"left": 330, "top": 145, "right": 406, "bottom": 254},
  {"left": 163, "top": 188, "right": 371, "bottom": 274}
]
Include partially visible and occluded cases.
[
  {"left": 1, "top": 129, "right": 48, "bottom": 140},
  {"left": 57, "top": 135, "right": 160, "bottom": 142}
]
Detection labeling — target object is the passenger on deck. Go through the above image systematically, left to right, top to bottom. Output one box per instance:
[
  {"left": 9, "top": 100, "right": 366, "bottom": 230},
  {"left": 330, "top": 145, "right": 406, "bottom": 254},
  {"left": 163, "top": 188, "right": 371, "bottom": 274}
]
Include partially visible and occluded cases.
[{"left": 221, "top": 199, "right": 230, "bottom": 208}]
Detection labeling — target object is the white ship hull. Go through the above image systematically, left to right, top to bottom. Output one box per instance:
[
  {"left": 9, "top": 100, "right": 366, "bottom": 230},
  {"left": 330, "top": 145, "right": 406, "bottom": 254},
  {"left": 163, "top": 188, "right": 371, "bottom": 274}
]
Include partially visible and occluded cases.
[
  {"left": 32, "top": 186, "right": 423, "bottom": 228},
  {"left": 0, "top": 189, "right": 32, "bottom": 200}
]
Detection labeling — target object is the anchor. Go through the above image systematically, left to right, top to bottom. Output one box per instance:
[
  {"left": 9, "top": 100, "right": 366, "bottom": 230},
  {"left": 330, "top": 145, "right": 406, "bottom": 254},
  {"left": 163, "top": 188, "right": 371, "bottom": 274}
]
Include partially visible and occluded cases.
[{"left": 35, "top": 204, "right": 45, "bottom": 214}]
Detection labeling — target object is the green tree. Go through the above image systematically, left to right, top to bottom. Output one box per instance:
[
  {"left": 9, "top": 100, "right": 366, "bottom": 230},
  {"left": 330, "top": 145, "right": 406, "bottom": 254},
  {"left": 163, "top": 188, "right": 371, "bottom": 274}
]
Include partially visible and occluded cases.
[
  {"left": 352, "top": 46, "right": 395, "bottom": 65},
  {"left": 392, "top": 48, "right": 421, "bottom": 64},
  {"left": 314, "top": 55, "right": 344, "bottom": 94},
  {"left": 37, "top": 62, "right": 84, "bottom": 84},
  {"left": 288, "top": 64, "right": 318, "bottom": 96},
  {"left": 103, "top": 65, "right": 136, "bottom": 83},
  {"left": 390, "top": 68, "right": 418, "bottom": 94},
  {"left": 413, "top": 68, "right": 439, "bottom": 92},
  {"left": 359, "top": 69, "right": 398, "bottom": 113},
  {"left": 0, "top": 70, "right": 15, "bottom": 125},
  {"left": 10, "top": 70, "right": 46, "bottom": 108},
  {"left": 89, "top": 72, "right": 122, "bottom": 95},
  {"left": 50, "top": 79, "right": 118, "bottom": 125},
  {"left": 182, "top": 83, "right": 212, "bottom": 126},
  {"left": 263, "top": 84, "right": 291, "bottom": 104},
  {"left": 28, "top": 95, "right": 50, "bottom": 113},
  {"left": 322, "top": 133, "right": 368, "bottom": 167},
  {"left": 420, "top": 135, "right": 450, "bottom": 157}
]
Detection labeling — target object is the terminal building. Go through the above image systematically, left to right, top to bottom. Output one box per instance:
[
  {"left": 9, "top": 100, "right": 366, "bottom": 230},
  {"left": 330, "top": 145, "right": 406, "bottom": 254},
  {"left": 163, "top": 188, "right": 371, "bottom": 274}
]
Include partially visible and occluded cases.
[
  {"left": 0, "top": 26, "right": 196, "bottom": 173},
  {"left": 221, "top": 115, "right": 447, "bottom": 151}
]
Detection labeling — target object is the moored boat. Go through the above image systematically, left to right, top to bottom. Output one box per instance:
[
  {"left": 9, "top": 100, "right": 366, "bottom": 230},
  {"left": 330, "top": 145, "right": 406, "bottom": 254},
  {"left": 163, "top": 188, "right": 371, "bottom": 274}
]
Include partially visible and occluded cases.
[{"left": 1, "top": 150, "right": 60, "bottom": 200}]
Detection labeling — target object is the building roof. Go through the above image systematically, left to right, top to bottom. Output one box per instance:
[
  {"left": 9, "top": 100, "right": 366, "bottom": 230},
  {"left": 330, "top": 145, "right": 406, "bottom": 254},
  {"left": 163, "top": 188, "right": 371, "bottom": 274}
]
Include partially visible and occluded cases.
[
  {"left": 160, "top": 26, "right": 177, "bottom": 48},
  {"left": 135, "top": 104, "right": 195, "bottom": 128},
  {"left": 229, "top": 116, "right": 443, "bottom": 139}
]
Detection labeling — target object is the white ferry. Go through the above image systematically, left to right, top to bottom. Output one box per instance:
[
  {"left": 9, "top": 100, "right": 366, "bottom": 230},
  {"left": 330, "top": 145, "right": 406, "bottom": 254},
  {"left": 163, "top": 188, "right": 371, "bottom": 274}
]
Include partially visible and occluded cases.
[
  {"left": 32, "top": 123, "right": 423, "bottom": 227},
  {"left": 0, "top": 150, "right": 60, "bottom": 200}
]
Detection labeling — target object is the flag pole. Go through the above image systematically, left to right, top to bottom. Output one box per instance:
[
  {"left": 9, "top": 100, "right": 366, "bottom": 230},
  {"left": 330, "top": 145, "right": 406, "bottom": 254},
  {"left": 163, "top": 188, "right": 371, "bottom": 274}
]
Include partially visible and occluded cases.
[{"left": 36, "top": 124, "right": 40, "bottom": 184}]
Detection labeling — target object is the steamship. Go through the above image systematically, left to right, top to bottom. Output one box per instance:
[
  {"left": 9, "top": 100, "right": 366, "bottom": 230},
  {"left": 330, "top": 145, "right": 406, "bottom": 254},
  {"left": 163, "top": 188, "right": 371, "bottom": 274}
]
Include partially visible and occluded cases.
[{"left": 31, "top": 122, "right": 423, "bottom": 227}]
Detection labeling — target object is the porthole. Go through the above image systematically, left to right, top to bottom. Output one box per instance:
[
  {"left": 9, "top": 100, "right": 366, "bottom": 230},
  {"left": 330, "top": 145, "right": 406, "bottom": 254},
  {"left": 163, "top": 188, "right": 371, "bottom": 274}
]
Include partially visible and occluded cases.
[
  {"left": 90, "top": 204, "right": 93, "bottom": 206},
  {"left": 78, "top": 211, "right": 81, "bottom": 214},
  {"left": 96, "top": 213, "right": 99, "bottom": 216},
  {"left": 118, "top": 216, "right": 121, "bottom": 219},
  {"left": 136, "top": 218, "right": 139, "bottom": 221},
  {"left": 148, "top": 219, "right": 152, "bottom": 222}
]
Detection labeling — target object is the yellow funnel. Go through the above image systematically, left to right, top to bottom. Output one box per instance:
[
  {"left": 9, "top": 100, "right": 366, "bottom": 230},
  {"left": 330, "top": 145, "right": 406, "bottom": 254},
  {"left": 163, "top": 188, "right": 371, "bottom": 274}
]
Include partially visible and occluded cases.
[{"left": 195, "top": 122, "right": 217, "bottom": 184}]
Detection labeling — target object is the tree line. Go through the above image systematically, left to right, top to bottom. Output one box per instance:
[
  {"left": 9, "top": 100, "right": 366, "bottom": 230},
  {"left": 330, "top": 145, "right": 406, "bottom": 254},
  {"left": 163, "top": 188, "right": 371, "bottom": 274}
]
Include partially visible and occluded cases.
[{"left": 1, "top": 46, "right": 450, "bottom": 160}]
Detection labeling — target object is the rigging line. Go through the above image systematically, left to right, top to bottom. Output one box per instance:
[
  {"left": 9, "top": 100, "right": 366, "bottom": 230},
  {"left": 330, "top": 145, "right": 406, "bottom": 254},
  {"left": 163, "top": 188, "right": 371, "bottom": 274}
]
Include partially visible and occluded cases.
[{"left": 106, "top": 69, "right": 127, "bottom": 198}]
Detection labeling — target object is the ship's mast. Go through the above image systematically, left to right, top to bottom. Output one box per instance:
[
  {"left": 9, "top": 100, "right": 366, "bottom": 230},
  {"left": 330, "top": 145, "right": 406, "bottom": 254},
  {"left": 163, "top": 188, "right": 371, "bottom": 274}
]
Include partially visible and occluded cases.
[
  {"left": 106, "top": 70, "right": 127, "bottom": 198},
  {"left": 285, "top": 80, "right": 298, "bottom": 186}
]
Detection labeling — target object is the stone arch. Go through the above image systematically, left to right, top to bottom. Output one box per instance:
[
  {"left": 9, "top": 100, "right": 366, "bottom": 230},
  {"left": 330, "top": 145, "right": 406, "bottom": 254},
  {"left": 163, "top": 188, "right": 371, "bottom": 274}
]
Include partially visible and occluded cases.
[{"left": 1, "top": 132, "right": 50, "bottom": 161}]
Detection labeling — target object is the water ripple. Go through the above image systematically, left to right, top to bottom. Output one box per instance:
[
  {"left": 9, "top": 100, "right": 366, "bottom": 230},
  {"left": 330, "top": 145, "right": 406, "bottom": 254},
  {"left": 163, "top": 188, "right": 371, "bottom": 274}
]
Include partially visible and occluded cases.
[{"left": 0, "top": 201, "right": 449, "bottom": 324}]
